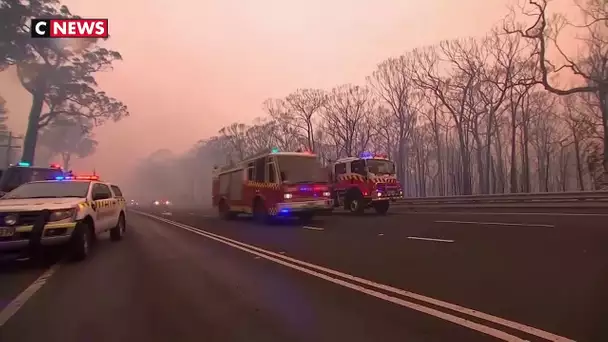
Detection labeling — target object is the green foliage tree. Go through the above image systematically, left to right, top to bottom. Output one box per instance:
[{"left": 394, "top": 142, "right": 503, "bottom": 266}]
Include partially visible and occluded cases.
[
  {"left": 0, "top": 0, "right": 129, "bottom": 164},
  {"left": 37, "top": 116, "right": 97, "bottom": 169}
]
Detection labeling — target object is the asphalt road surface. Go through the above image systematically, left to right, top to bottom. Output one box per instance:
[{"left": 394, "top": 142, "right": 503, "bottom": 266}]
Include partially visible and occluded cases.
[{"left": 0, "top": 207, "right": 606, "bottom": 342}]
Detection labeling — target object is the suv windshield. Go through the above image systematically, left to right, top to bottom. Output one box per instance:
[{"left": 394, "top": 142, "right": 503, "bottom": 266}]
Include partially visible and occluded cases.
[
  {"left": 276, "top": 155, "right": 327, "bottom": 183},
  {"left": 367, "top": 159, "right": 395, "bottom": 175},
  {"left": 0, "top": 167, "right": 65, "bottom": 193},
  {"left": 2, "top": 181, "right": 90, "bottom": 199}
]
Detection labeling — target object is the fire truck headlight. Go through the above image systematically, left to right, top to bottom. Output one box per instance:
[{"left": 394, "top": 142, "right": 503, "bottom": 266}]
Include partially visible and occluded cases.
[
  {"left": 322, "top": 191, "right": 331, "bottom": 197},
  {"left": 376, "top": 192, "right": 382, "bottom": 197},
  {"left": 284, "top": 193, "right": 293, "bottom": 199},
  {"left": 154, "top": 201, "right": 160, "bottom": 205}
]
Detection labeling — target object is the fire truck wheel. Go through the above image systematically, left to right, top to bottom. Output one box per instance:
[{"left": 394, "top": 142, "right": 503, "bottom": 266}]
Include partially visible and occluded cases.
[
  {"left": 347, "top": 193, "right": 365, "bottom": 215},
  {"left": 253, "top": 199, "right": 270, "bottom": 224},
  {"left": 218, "top": 200, "right": 234, "bottom": 220},
  {"left": 373, "top": 200, "right": 390, "bottom": 215}
]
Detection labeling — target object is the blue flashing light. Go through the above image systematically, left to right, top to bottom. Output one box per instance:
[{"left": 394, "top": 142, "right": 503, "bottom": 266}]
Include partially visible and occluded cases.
[
  {"left": 271, "top": 147, "right": 279, "bottom": 153},
  {"left": 359, "top": 152, "right": 373, "bottom": 159},
  {"left": 17, "top": 162, "right": 30, "bottom": 167},
  {"left": 55, "top": 176, "right": 64, "bottom": 180},
  {"left": 279, "top": 208, "right": 290, "bottom": 214}
]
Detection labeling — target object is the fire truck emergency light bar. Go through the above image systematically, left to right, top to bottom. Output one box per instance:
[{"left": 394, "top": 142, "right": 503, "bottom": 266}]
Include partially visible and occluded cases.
[{"left": 359, "top": 152, "right": 389, "bottom": 159}]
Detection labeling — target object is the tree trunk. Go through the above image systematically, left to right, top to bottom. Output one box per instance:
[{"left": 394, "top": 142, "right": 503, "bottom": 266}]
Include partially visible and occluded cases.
[
  {"left": 600, "top": 90, "right": 608, "bottom": 189},
  {"left": 21, "top": 91, "right": 45, "bottom": 164},
  {"left": 520, "top": 99, "right": 531, "bottom": 193},
  {"left": 509, "top": 109, "right": 518, "bottom": 193},
  {"left": 455, "top": 123, "right": 472, "bottom": 195},
  {"left": 572, "top": 126, "right": 585, "bottom": 191},
  {"left": 62, "top": 152, "right": 71, "bottom": 170}
]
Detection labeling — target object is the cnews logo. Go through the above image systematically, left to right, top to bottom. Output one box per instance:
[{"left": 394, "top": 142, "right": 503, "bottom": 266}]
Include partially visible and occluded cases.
[{"left": 31, "top": 19, "right": 109, "bottom": 38}]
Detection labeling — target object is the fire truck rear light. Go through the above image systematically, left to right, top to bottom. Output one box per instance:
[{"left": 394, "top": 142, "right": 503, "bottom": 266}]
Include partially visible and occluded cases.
[{"left": 284, "top": 193, "right": 293, "bottom": 199}]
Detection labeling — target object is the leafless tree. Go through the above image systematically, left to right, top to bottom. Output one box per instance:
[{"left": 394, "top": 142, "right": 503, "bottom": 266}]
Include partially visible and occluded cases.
[
  {"left": 506, "top": 0, "right": 608, "bottom": 188},
  {"left": 368, "top": 54, "right": 420, "bottom": 187},
  {"left": 322, "top": 84, "right": 377, "bottom": 157},
  {"left": 283, "top": 89, "right": 327, "bottom": 151}
]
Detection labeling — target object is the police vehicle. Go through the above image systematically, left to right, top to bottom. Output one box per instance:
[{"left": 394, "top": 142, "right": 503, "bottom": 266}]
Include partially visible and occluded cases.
[
  {"left": 0, "top": 162, "right": 68, "bottom": 197},
  {"left": 0, "top": 174, "right": 127, "bottom": 261}
]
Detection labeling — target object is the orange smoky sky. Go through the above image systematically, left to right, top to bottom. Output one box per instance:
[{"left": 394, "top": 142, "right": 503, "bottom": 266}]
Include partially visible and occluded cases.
[{"left": 0, "top": 0, "right": 550, "bottom": 185}]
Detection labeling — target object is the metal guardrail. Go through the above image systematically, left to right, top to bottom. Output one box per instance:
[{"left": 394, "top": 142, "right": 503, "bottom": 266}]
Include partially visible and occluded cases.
[{"left": 393, "top": 191, "right": 608, "bottom": 208}]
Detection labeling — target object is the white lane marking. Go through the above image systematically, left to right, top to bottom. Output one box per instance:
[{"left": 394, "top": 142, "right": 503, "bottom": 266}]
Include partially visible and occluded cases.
[
  {"left": 135, "top": 211, "right": 574, "bottom": 342},
  {"left": 406, "top": 211, "right": 608, "bottom": 217},
  {"left": 138, "top": 214, "right": 522, "bottom": 341},
  {"left": 435, "top": 220, "right": 554, "bottom": 228},
  {"left": 303, "top": 226, "right": 324, "bottom": 231},
  {"left": 407, "top": 236, "right": 454, "bottom": 243},
  {"left": 0, "top": 263, "right": 61, "bottom": 327}
]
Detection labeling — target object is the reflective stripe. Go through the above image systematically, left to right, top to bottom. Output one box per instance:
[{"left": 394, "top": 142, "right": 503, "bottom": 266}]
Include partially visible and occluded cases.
[{"left": 245, "top": 181, "right": 281, "bottom": 190}]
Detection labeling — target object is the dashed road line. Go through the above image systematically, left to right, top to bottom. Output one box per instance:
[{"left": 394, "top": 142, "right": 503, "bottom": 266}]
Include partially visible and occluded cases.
[
  {"left": 435, "top": 220, "right": 554, "bottom": 228},
  {"left": 303, "top": 226, "right": 324, "bottom": 231},
  {"left": 407, "top": 236, "right": 454, "bottom": 243}
]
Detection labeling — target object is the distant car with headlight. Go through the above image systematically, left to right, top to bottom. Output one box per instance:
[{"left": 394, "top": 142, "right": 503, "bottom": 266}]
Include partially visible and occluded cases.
[
  {"left": 0, "top": 174, "right": 127, "bottom": 262},
  {"left": 151, "top": 199, "right": 172, "bottom": 215}
]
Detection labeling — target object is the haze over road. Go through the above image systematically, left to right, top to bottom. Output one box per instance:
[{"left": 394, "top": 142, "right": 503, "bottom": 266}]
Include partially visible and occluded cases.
[{"left": 0, "top": 209, "right": 605, "bottom": 342}]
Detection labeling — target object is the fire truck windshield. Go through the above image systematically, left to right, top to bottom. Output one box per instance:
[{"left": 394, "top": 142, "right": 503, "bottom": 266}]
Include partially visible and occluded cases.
[
  {"left": 276, "top": 155, "right": 326, "bottom": 183},
  {"left": 366, "top": 159, "right": 395, "bottom": 175}
]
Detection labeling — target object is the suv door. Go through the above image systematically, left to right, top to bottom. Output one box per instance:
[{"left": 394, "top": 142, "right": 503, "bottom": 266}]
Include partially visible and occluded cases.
[{"left": 91, "top": 183, "right": 114, "bottom": 231}]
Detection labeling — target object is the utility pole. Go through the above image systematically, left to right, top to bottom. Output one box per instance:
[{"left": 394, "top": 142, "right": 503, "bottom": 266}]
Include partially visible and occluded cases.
[{"left": 0, "top": 132, "right": 23, "bottom": 168}]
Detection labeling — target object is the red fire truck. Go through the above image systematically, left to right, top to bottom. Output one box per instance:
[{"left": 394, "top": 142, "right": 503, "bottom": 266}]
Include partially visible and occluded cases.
[
  {"left": 212, "top": 148, "right": 334, "bottom": 223},
  {"left": 327, "top": 152, "right": 403, "bottom": 215}
]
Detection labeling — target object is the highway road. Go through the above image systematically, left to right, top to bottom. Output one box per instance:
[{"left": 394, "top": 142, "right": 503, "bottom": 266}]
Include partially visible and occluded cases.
[{"left": 0, "top": 208, "right": 606, "bottom": 342}]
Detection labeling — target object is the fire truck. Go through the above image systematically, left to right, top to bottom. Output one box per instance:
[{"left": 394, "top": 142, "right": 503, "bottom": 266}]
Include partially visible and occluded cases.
[
  {"left": 212, "top": 148, "right": 334, "bottom": 223},
  {"left": 327, "top": 152, "right": 403, "bottom": 215}
]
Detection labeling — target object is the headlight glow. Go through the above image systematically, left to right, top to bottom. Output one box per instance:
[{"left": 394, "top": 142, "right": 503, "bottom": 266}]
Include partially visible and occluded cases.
[
  {"left": 322, "top": 191, "right": 331, "bottom": 197},
  {"left": 284, "top": 193, "right": 293, "bottom": 199},
  {"left": 154, "top": 201, "right": 160, "bottom": 205},
  {"left": 49, "top": 209, "right": 75, "bottom": 222}
]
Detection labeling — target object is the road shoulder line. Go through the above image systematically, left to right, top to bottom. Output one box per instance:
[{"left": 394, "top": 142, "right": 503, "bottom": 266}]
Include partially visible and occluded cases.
[{"left": 0, "top": 263, "right": 60, "bottom": 327}]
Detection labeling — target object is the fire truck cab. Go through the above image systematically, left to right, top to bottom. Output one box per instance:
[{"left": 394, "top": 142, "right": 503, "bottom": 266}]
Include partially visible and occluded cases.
[
  {"left": 212, "top": 148, "right": 333, "bottom": 223},
  {"left": 328, "top": 152, "right": 403, "bottom": 215}
]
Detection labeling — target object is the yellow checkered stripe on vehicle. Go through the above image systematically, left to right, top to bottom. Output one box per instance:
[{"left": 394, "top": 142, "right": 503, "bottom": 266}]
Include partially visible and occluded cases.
[
  {"left": 337, "top": 174, "right": 366, "bottom": 182},
  {"left": 337, "top": 174, "right": 398, "bottom": 184},
  {"left": 371, "top": 178, "right": 398, "bottom": 184},
  {"left": 246, "top": 181, "right": 281, "bottom": 189},
  {"left": 78, "top": 198, "right": 124, "bottom": 210},
  {"left": 268, "top": 207, "right": 278, "bottom": 216}
]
